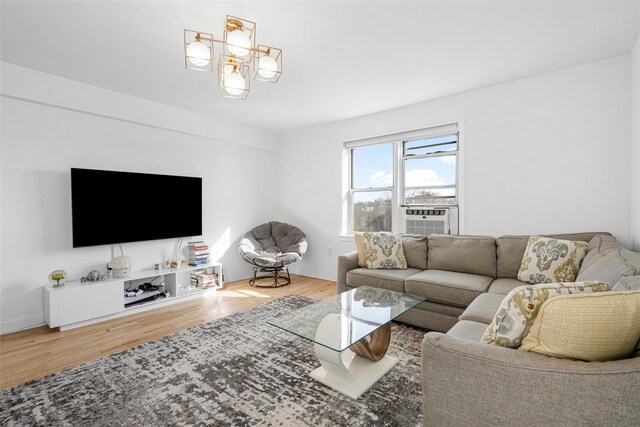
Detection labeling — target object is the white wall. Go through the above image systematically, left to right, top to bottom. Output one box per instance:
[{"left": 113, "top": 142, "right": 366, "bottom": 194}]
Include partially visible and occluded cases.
[
  {"left": 630, "top": 35, "right": 640, "bottom": 252},
  {"left": 279, "top": 56, "right": 632, "bottom": 280},
  {"left": 0, "top": 63, "right": 281, "bottom": 333}
]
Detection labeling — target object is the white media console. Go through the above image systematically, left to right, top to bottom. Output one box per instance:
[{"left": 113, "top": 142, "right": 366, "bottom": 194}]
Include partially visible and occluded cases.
[{"left": 43, "top": 263, "right": 223, "bottom": 330}]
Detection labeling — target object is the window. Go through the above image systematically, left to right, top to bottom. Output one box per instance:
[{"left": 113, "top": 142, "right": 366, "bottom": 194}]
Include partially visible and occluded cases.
[
  {"left": 346, "top": 124, "right": 459, "bottom": 234},
  {"left": 403, "top": 134, "right": 458, "bottom": 206},
  {"left": 350, "top": 143, "right": 393, "bottom": 232}
]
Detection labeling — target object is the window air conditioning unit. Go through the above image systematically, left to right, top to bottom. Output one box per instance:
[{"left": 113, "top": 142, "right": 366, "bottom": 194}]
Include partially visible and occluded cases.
[{"left": 403, "top": 206, "right": 459, "bottom": 236}]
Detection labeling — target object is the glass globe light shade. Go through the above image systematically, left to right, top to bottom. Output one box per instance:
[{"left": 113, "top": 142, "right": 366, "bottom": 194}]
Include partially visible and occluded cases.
[
  {"left": 227, "top": 29, "right": 251, "bottom": 57},
  {"left": 186, "top": 41, "right": 211, "bottom": 67},
  {"left": 258, "top": 55, "right": 278, "bottom": 78},
  {"left": 224, "top": 71, "right": 246, "bottom": 96}
]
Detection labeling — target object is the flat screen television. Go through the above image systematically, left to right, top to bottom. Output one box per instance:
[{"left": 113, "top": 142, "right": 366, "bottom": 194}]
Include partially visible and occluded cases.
[{"left": 71, "top": 168, "right": 202, "bottom": 248}]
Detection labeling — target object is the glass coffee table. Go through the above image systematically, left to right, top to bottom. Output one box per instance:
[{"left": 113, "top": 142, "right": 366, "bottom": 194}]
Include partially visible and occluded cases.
[{"left": 267, "top": 286, "right": 425, "bottom": 399}]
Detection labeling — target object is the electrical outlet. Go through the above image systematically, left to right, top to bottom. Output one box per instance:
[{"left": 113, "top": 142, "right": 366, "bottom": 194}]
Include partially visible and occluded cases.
[{"left": 327, "top": 248, "right": 333, "bottom": 256}]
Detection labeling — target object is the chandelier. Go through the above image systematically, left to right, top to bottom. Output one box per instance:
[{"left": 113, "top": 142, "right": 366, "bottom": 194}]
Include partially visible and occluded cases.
[{"left": 183, "top": 15, "right": 282, "bottom": 100}]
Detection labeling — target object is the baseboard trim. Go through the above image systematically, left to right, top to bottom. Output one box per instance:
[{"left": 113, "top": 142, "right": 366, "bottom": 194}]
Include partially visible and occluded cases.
[
  {"left": 289, "top": 267, "right": 335, "bottom": 282},
  {"left": 1, "top": 314, "right": 46, "bottom": 335}
]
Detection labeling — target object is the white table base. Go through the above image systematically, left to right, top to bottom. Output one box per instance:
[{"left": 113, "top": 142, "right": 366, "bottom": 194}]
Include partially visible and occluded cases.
[{"left": 309, "top": 345, "right": 398, "bottom": 399}]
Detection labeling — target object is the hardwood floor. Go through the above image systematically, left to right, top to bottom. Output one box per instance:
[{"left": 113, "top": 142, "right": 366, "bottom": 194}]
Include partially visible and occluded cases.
[{"left": 0, "top": 275, "right": 336, "bottom": 390}]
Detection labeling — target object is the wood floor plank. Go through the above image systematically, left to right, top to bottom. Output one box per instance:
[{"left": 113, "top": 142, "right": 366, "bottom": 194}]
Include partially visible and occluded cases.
[{"left": 0, "top": 275, "right": 336, "bottom": 389}]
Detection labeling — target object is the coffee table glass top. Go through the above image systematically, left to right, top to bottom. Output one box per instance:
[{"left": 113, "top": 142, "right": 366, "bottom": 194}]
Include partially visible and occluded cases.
[{"left": 267, "top": 286, "right": 425, "bottom": 352}]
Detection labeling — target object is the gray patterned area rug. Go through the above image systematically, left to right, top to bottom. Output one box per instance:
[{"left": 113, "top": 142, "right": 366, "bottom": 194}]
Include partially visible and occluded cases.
[{"left": 1, "top": 295, "right": 425, "bottom": 426}]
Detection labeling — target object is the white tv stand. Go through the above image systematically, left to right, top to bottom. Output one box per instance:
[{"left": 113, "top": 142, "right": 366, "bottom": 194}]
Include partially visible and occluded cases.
[{"left": 43, "top": 263, "right": 223, "bottom": 331}]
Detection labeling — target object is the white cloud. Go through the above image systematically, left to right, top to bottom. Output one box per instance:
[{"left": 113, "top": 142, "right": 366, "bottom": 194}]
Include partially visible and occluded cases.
[
  {"left": 439, "top": 156, "right": 456, "bottom": 165},
  {"left": 369, "top": 168, "right": 446, "bottom": 187},
  {"left": 406, "top": 168, "right": 444, "bottom": 187},
  {"left": 370, "top": 170, "right": 392, "bottom": 187}
]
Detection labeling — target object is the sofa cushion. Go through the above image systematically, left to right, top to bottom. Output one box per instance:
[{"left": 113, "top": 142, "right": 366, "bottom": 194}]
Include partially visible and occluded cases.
[
  {"left": 357, "top": 232, "right": 408, "bottom": 269},
  {"left": 496, "top": 232, "right": 610, "bottom": 279},
  {"left": 400, "top": 234, "right": 428, "bottom": 270},
  {"left": 581, "top": 234, "right": 618, "bottom": 272},
  {"left": 427, "top": 235, "right": 497, "bottom": 278},
  {"left": 517, "top": 236, "right": 588, "bottom": 284},
  {"left": 577, "top": 246, "right": 640, "bottom": 284},
  {"left": 346, "top": 268, "right": 421, "bottom": 293},
  {"left": 405, "top": 269, "right": 493, "bottom": 307},
  {"left": 612, "top": 275, "right": 640, "bottom": 292},
  {"left": 487, "top": 278, "right": 526, "bottom": 295},
  {"left": 481, "top": 281, "right": 611, "bottom": 348},
  {"left": 520, "top": 291, "right": 640, "bottom": 361},
  {"left": 459, "top": 293, "right": 505, "bottom": 324},
  {"left": 447, "top": 320, "right": 488, "bottom": 341}
]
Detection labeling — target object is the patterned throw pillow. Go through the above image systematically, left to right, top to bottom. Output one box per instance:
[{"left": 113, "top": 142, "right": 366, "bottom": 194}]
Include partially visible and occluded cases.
[
  {"left": 357, "top": 232, "right": 407, "bottom": 270},
  {"left": 518, "top": 236, "right": 588, "bottom": 284},
  {"left": 481, "top": 281, "right": 611, "bottom": 348}
]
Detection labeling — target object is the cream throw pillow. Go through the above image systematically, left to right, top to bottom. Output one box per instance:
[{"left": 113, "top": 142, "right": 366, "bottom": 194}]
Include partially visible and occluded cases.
[
  {"left": 356, "top": 232, "right": 407, "bottom": 269},
  {"left": 354, "top": 233, "right": 367, "bottom": 268},
  {"left": 518, "top": 236, "right": 588, "bottom": 284},
  {"left": 481, "top": 281, "right": 611, "bottom": 348},
  {"left": 520, "top": 291, "right": 640, "bottom": 361}
]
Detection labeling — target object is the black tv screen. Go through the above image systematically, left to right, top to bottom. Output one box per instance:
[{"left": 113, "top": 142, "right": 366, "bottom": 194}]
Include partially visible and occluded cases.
[{"left": 71, "top": 168, "right": 202, "bottom": 248}]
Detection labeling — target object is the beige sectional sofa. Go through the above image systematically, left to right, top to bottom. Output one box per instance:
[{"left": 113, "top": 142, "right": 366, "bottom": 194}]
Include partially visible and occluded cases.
[
  {"left": 337, "top": 232, "right": 640, "bottom": 426},
  {"left": 337, "top": 232, "right": 607, "bottom": 332}
]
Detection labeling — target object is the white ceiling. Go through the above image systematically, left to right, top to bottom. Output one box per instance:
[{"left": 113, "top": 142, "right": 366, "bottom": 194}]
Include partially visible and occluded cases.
[{"left": 2, "top": 1, "right": 640, "bottom": 134}]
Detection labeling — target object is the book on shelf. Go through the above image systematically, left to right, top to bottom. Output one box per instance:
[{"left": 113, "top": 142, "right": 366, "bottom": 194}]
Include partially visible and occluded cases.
[
  {"left": 189, "top": 259, "right": 209, "bottom": 266},
  {"left": 196, "top": 273, "right": 218, "bottom": 288}
]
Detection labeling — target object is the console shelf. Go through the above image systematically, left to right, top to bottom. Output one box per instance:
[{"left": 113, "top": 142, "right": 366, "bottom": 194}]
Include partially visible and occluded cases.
[{"left": 43, "top": 263, "right": 223, "bottom": 330}]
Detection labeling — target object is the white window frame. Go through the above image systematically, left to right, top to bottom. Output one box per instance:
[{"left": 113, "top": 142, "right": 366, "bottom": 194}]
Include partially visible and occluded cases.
[{"left": 342, "top": 122, "right": 462, "bottom": 236}]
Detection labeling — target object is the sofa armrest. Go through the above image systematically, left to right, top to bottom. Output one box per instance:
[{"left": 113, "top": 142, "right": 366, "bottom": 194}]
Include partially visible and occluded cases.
[
  {"left": 337, "top": 251, "right": 359, "bottom": 293},
  {"left": 421, "top": 332, "right": 640, "bottom": 426}
]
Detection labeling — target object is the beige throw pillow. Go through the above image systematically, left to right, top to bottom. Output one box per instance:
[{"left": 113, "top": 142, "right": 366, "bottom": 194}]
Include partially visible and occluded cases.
[
  {"left": 358, "top": 232, "right": 407, "bottom": 270},
  {"left": 354, "top": 233, "right": 366, "bottom": 268},
  {"left": 518, "top": 236, "right": 588, "bottom": 284},
  {"left": 481, "top": 281, "right": 611, "bottom": 348},
  {"left": 520, "top": 291, "right": 640, "bottom": 361}
]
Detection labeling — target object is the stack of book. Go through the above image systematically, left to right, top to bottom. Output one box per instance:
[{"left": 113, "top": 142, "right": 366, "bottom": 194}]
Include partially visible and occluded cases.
[
  {"left": 188, "top": 241, "right": 209, "bottom": 266},
  {"left": 189, "top": 269, "right": 219, "bottom": 289},
  {"left": 196, "top": 272, "right": 219, "bottom": 289}
]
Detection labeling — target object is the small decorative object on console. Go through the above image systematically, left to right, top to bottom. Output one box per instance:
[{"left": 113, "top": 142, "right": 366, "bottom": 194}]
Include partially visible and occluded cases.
[
  {"left": 110, "top": 255, "right": 132, "bottom": 278},
  {"left": 48, "top": 270, "right": 67, "bottom": 288},
  {"left": 80, "top": 270, "right": 104, "bottom": 283}
]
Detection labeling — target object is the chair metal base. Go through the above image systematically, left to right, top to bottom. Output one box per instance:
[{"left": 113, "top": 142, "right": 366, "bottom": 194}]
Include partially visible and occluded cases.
[{"left": 249, "top": 266, "right": 291, "bottom": 288}]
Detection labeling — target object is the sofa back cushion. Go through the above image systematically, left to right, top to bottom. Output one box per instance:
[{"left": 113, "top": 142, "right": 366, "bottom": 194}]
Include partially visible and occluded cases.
[
  {"left": 496, "top": 232, "right": 611, "bottom": 279},
  {"left": 400, "top": 234, "right": 428, "bottom": 270},
  {"left": 581, "top": 234, "right": 618, "bottom": 272},
  {"left": 427, "top": 235, "right": 496, "bottom": 277},
  {"left": 576, "top": 246, "right": 640, "bottom": 284}
]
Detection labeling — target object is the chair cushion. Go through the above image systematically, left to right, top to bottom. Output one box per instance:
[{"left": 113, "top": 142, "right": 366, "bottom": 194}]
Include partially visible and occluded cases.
[
  {"left": 239, "top": 221, "right": 307, "bottom": 268},
  {"left": 269, "top": 221, "right": 307, "bottom": 256},
  {"left": 427, "top": 235, "right": 497, "bottom": 278},
  {"left": 517, "top": 236, "right": 588, "bottom": 284},
  {"left": 346, "top": 268, "right": 421, "bottom": 293},
  {"left": 405, "top": 270, "right": 493, "bottom": 308},
  {"left": 488, "top": 278, "right": 526, "bottom": 295},
  {"left": 481, "top": 281, "right": 611, "bottom": 348},
  {"left": 520, "top": 291, "right": 640, "bottom": 361},
  {"left": 459, "top": 293, "right": 505, "bottom": 324},
  {"left": 446, "top": 320, "right": 488, "bottom": 341}
]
